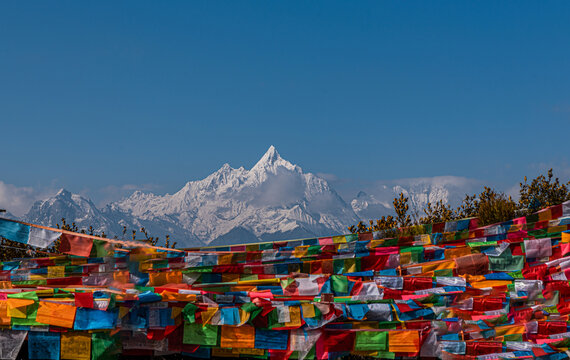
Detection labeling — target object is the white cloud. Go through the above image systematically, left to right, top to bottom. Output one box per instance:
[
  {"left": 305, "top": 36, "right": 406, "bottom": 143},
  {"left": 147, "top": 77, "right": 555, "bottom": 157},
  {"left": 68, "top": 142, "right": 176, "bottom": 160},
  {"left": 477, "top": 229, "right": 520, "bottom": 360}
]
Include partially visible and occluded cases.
[{"left": 0, "top": 181, "right": 54, "bottom": 217}]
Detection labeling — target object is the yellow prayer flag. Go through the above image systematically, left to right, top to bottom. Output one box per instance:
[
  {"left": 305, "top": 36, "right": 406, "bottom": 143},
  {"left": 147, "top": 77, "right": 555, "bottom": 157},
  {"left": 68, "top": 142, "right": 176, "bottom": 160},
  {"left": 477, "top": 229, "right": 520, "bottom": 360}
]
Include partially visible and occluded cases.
[
  {"left": 333, "top": 236, "right": 346, "bottom": 244},
  {"left": 293, "top": 246, "right": 309, "bottom": 258},
  {"left": 399, "top": 252, "right": 412, "bottom": 265},
  {"left": 217, "top": 254, "right": 234, "bottom": 265},
  {"left": 47, "top": 266, "right": 65, "bottom": 278},
  {"left": 301, "top": 303, "right": 316, "bottom": 318},
  {"left": 285, "top": 306, "right": 302, "bottom": 327},
  {"left": 61, "top": 332, "right": 91, "bottom": 360}
]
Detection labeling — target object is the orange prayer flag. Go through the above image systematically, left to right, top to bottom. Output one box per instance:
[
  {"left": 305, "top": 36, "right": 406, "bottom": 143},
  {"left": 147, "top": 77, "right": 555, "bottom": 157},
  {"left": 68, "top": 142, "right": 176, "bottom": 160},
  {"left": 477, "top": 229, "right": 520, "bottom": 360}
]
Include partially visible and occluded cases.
[
  {"left": 59, "top": 234, "right": 93, "bottom": 257},
  {"left": 444, "top": 246, "right": 472, "bottom": 260},
  {"left": 421, "top": 259, "right": 455, "bottom": 273},
  {"left": 149, "top": 271, "right": 182, "bottom": 286},
  {"left": 166, "top": 271, "right": 183, "bottom": 284},
  {"left": 470, "top": 280, "right": 512, "bottom": 289},
  {"left": 160, "top": 291, "right": 196, "bottom": 302},
  {"left": 6, "top": 298, "right": 34, "bottom": 318},
  {"left": 0, "top": 301, "right": 10, "bottom": 325},
  {"left": 36, "top": 301, "right": 77, "bottom": 328},
  {"left": 494, "top": 324, "right": 526, "bottom": 337},
  {"left": 220, "top": 325, "right": 255, "bottom": 348},
  {"left": 388, "top": 330, "right": 420, "bottom": 353}
]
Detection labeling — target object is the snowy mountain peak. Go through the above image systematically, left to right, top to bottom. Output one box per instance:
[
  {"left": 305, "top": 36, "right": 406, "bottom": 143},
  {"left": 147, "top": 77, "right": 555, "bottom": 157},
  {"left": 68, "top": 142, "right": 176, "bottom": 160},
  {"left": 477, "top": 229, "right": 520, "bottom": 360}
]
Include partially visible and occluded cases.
[
  {"left": 260, "top": 145, "right": 280, "bottom": 164},
  {"left": 251, "top": 146, "right": 299, "bottom": 178},
  {"left": 82, "top": 147, "right": 360, "bottom": 246},
  {"left": 25, "top": 188, "right": 120, "bottom": 236},
  {"left": 55, "top": 188, "right": 72, "bottom": 198}
]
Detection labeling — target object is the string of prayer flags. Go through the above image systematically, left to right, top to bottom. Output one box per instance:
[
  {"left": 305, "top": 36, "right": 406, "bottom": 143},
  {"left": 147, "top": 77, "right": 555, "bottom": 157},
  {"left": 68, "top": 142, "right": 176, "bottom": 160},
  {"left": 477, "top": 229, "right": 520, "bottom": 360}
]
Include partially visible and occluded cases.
[{"left": 0, "top": 200, "right": 568, "bottom": 358}]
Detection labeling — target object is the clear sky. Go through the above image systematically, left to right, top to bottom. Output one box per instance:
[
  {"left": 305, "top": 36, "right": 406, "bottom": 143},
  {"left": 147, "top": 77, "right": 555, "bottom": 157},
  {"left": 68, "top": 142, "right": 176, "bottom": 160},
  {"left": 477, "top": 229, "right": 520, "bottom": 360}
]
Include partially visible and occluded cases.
[{"left": 1, "top": 1, "right": 569, "bottom": 212}]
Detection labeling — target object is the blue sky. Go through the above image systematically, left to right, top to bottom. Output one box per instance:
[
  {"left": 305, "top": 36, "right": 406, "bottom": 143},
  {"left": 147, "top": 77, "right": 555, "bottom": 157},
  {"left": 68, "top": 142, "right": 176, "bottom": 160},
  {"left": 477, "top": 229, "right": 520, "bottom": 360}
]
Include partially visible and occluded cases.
[{"left": 1, "top": 1, "right": 569, "bottom": 213}]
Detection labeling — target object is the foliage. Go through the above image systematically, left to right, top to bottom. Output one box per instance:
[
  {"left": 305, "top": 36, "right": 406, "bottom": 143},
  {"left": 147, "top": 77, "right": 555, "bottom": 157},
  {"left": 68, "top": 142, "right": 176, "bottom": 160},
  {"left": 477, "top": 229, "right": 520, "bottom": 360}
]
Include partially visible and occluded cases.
[
  {"left": 518, "top": 168, "right": 570, "bottom": 215},
  {"left": 476, "top": 187, "right": 517, "bottom": 226},
  {"left": 393, "top": 192, "right": 412, "bottom": 228},
  {"left": 455, "top": 194, "right": 479, "bottom": 219},
  {"left": 419, "top": 199, "right": 454, "bottom": 224},
  {"left": 347, "top": 216, "right": 398, "bottom": 236},
  {"left": 140, "top": 227, "right": 177, "bottom": 249}
]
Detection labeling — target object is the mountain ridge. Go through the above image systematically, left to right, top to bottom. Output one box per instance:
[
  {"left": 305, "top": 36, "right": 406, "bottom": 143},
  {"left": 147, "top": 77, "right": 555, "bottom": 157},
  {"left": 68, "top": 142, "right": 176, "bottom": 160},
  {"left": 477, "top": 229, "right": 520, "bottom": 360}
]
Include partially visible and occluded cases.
[
  {"left": 20, "top": 147, "right": 478, "bottom": 247},
  {"left": 25, "top": 147, "right": 361, "bottom": 246}
]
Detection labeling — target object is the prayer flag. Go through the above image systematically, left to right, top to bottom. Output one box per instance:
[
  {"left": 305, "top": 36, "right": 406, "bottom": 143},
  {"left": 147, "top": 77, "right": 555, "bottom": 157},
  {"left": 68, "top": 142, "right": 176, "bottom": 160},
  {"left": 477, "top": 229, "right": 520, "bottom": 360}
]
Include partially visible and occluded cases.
[{"left": 59, "top": 234, "right": 93, "bottom": 257}]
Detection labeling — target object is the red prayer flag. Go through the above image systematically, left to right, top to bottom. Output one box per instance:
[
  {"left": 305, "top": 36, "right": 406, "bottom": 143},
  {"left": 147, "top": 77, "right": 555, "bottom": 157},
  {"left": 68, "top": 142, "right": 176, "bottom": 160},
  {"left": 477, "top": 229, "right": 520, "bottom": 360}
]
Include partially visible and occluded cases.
[
  {"left": 59, "top": 234, "right": 94, "bottom": 257},
  {"left": 75, "top": 292, "right": 94, "bottom": 308}
]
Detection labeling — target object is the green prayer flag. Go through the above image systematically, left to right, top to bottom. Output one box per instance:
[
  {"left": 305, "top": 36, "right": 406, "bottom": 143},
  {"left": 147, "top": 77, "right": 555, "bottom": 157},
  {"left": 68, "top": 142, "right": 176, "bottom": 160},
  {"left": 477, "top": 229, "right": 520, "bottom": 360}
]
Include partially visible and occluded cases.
[
  {"left": 488, "top": 255, "right": 524, "bottom": 271},
  {"left": 331, "top": 275, "right": 348, "bottom": 293},
  {"left": 8, "top": 291, "right": 39, "bottom": 301},
  {"left": 183, "top": 322, "right": 218, "bottom": 346},
  {"left": 354, "top": 331, "right": 387, "bottom": 351},
  {"left": 92, "top": 332, "right": 118, "bottom": 360}
]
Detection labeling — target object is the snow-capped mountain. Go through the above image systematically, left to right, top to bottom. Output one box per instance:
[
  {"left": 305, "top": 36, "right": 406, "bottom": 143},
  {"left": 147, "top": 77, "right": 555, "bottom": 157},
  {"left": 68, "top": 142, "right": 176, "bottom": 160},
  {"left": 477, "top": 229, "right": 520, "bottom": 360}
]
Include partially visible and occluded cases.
[
  {"left": 19, "top": 147, "right": 482, "bottom": 247},
  {"left": 24, "top": 147, "right": 360, "bottom": 247},
  {"left": 350, "top": 176, "right": 481, "bottom": 220},
  {"left": 25, "top": 189, "right": 123, "bottom": 236},
  {"left": 350, "top": 191, "right": 393, "bottom": 220}
]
